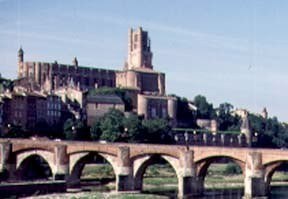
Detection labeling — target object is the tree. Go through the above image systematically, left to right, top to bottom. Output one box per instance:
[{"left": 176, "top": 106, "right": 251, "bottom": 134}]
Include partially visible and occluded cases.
[
  {"left": 173, "top": 95, "right": 197, "bottom": 128},
  {"left": 193, "top": 95, "right": 215, "bottom": 119},
  {"left": 217, "top": 103, "right": 241, "bottom": 131},
  {"left": 99, "top": 109, "right": 125, "bottom": 142},
  {"left": 123, "top": 114, "right": 144, "bottom": 142},
  {"left": 142, "top": 118, "right": 172, "bottom": 144},
  {"left": 63, "top": 119, "right": 75, "bottom": 140},
  {"left": 64, "top": 119, "right": 90, "bottom": 141},
  {"left": 90, "top": 119, "right": 102, "bottom": 141},
  {"left": 5, "top": 124, "right": 26, "bottom": 138}
]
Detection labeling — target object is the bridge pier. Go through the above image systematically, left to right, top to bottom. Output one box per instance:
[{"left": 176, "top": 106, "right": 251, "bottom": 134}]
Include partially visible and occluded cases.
[
  {"left": 0, "top": 142, "right": 16, "bottom": 181},
  {"left": 54, "top": 145, "right": 69, "bottom": 180},
  {"left": 115, "top": 146, "right": 134, "bottom": 192},
  {"left": 178, "top": 150, "right": 201, "bottom": 199},
  {"left": 243, "top": 152, "right": 267, "bottom": 199}
]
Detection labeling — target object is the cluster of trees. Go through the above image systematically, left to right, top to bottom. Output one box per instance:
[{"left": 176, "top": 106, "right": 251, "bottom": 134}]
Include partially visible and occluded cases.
[
  {"left": 0, "top": 77, "right": 13, "bottom": 93},
  {"left": 175, "top": 94, "right": 241, "bottom": 132},
  {"left": 177, "top": 94, "right": 288, "bottom": 148},
  {"left": 64, "top": 109, "right": 173, "bottom": 144},
  {"left": 249, "top": 114, "right": 288, "bottom": 148},
  {"left": 4, "top": 120, "right": 64, "bottom": 139}
]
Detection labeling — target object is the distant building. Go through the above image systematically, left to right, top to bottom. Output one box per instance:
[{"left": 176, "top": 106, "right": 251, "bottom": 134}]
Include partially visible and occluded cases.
[
  {"left": 1, "top": 90, "right": 63, "bottom": 133},
  {"left": 46, "top": 94, "right": 62, "bottom": 125},
  {"left": 137, "top": 94, "right": 177, "bottom": 120},
  {"left": 261, "top": 107, "right": 268, "bottom": 119},
  {"left": 233, "top": 108, "right": 249, "bottom": 119},
  {"left": 196, "top": 119, "right": 218, "bottom": 133}
]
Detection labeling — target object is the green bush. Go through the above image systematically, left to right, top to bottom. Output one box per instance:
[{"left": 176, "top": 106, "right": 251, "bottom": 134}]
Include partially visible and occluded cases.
[{"left": 223, "top": 163, "right": 242, "bottom": 175}]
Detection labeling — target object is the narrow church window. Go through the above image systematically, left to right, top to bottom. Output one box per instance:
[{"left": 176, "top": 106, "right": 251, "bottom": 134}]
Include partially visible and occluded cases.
[{"left": 134, "top": 34, "right": 138, "bottom": 42}]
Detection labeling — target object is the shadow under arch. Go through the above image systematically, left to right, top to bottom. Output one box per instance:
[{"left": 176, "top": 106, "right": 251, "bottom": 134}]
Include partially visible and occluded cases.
[
  {"left": 68, "top": 152, "right": 116, "bottom": 190},
  {"left": 16, "top": 154, "right": 52, "bottom": 181},
  {"left": 133, "top": 154, "right": 178, "bottom": 197},
  {"left": 196, "top": 156, "right": 245, "bottom": 195},
  {"left": 265, "top": 161, "right": 288, "bottom": 194}
]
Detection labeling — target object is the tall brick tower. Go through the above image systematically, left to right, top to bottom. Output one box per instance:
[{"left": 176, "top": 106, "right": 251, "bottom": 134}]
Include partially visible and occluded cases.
[
  {"left": 127, "top": 27, "right": 153, "bottom": 70},
  {"left": 18, "top": 47, "right": 24, "bottom": 78}
]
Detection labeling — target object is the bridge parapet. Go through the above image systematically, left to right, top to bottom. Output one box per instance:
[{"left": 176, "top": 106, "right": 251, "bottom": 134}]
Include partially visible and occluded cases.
[{"left": 175, "top": 131, "right": 248, "bottom": 147}]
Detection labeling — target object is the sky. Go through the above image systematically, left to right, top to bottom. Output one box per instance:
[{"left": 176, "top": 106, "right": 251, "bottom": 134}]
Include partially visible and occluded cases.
[{"left": 1, "top": 0, "right": 288, "bottom": 121}]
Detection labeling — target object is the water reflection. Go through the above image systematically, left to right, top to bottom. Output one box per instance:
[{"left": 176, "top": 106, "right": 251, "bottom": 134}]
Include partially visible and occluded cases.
[
  {"left": 192, "top": 186, "right": 288, "bottom": 199},
  {"left": 270, "top": 186, "right": 288, "bottom": 199},
  {"left": 193, "top": 190, "right": 243, "bottom": 199}
]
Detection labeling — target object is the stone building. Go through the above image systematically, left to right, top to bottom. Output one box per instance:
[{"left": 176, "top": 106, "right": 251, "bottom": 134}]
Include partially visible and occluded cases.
[
  {"left": 16, "top": 27, "right": 177, "bottom": 122},
  {"left": 116, "top": 27, "right": 177, "bottom": 120},
  {"left": 116, "top": 28, "right": 165, "bottom": 95},
  {"left": 18, "top": 47, "right": 116, "bottom": 93},
  {"left": 0, "top": 90, "right": 63, "bottom": 133},
  {"left": 1, "top": 91, "right": 46, "bottom": 130},
  {"left": 46, "top": 94, "right": 62, "bottom": 125},
  {"left": 86, "top": 94, "right": 125, "bottom": 126},
  {"left": 196, "top": 119, "right": 218, "bottom": 133}
]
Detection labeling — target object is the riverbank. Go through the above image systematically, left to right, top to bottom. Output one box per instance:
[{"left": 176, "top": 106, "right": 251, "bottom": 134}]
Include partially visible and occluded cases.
[
  {"left": 16, "top": 163, "right": 288, "bottom": 199},
  {"left": 22, "top": 192, "right": 170, "bottom": 199}
]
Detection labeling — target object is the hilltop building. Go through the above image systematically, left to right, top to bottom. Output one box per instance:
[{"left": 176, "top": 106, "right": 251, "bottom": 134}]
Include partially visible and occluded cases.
[{"left": 15, "top": 27, "right": 177, "bottom": 123}]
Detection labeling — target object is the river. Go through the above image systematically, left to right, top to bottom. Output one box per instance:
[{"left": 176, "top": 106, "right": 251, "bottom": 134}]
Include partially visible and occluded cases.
[{"left": 192, "top": 186, "right": 288, "bottom": 199}]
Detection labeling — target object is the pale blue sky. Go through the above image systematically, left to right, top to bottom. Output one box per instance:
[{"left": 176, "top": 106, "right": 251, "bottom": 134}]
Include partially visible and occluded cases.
[{"left": 1, "top": 0, "right": 288, "bottom": 121}]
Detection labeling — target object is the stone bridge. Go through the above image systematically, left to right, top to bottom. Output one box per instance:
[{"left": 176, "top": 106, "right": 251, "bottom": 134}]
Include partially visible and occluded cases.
[{"left": 0, "top": 138, "right": 287, "bottom": 199}]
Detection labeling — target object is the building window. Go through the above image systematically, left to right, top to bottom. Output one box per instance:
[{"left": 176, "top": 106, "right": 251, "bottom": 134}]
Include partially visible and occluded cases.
[
  {"left": 151, "top": 108, "right": 157, "bottom": 118},
  {"left": 162, "top": 108, "right": 167, "bottom": 118}
]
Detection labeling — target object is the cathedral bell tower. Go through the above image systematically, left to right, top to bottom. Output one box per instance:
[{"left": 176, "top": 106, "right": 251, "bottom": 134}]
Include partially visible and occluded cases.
[
  {"left": 127, "top": 27, "right": 153, "bottom": 70},
  {"left": 18, "top": 47, "right": 24, "bottom": 78}
]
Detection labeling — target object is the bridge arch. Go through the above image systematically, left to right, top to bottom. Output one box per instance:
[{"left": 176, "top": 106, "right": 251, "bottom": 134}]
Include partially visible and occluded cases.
[
  {"left": 15, "top": 149, "right": 56, "bottom": 176},
  {"left": 68, "top": 151, "right": 118, "bottom": 187},
  {"left": 16, "top": 153, "right": 54, "bottom": 181},
  {"left": 133, "top": 154, "right": 179, "bottom": 193},
  {"left": 195, "top": 155, "right": 245, "bottom": 194},
  {"left": 196, "top": 155, "right": 245, "bottom": 176},
  {"left": 264, "top": 160, "right": 288, "bottom": 193}
]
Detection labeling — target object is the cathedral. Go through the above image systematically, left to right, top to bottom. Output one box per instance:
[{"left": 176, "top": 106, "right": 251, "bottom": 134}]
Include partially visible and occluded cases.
[{"left": 16, "top": 27, "right": 177, "bottom": 121}]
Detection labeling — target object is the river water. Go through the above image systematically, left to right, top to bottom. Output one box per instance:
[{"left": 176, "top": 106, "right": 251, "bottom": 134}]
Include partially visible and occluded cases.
[{"left": 192, "top": 186, "right": 288, "bottom": 199}]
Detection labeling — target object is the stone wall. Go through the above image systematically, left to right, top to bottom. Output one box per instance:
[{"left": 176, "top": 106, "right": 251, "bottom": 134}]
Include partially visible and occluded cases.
[{"left": 174, "top": 131, "right": 247, "bottom": 147}]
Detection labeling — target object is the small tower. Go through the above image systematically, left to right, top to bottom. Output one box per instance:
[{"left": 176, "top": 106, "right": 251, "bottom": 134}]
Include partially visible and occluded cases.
[
  {"left": 127, "top": 27, "right": 153, "bottom": 70},
  {"left": 18, "top": 47, "right": 24, "bottom": 78},
  {"left": 18, "top": 47, "right": 24, "bottom": 63},
  {"left": 73, "top": 57, "right": 78, "bottom": 67},
  {"left": 261, "top": 107, "right": 268, "bottom": 119},
  {"left": 240, "top": 112, "right": 251, "bottom": 147}
]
